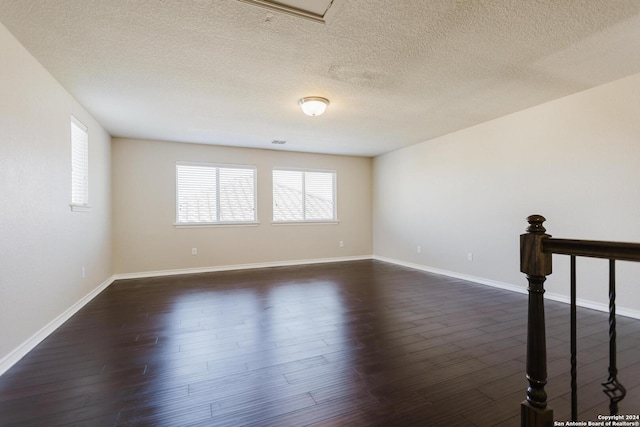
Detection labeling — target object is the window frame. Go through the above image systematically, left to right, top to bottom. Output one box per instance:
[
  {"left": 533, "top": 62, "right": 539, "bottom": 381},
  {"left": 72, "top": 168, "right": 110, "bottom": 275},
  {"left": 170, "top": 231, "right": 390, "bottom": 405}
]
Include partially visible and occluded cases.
[
  {"left": 70, "top": 115, "right": 90, "bottom": 212},
  {"left": 175, "top": 161, "right": 258, "bottom": 227},
  {"left": 272, "top": 167, "right": 338, "bottom": 224}
]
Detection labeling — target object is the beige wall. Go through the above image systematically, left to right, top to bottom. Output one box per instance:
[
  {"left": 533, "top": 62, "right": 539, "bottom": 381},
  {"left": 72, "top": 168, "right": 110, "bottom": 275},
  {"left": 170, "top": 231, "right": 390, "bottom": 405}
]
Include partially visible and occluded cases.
[
  {"left": 0, "top": 24, "right": 112, "bottom": 363},
  {"left": 373, "top": 72, "right": 640, "bottom": 314},
  {"left": 112, "top": 138, "right": 372, "bottom": 274}
]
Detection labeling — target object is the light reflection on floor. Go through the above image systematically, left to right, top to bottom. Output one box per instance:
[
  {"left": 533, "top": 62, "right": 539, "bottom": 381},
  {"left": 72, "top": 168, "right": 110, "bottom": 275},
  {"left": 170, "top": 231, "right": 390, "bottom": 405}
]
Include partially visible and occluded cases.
[{"left": 157, "top": 279, "right": 349, "bottom": 422}]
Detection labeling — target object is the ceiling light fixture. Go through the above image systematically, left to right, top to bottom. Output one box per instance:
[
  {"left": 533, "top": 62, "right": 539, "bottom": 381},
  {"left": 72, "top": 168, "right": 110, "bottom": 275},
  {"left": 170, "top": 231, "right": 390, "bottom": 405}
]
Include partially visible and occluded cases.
[{"left": 298, "top": 97, "right": 330, "bottom": 117}]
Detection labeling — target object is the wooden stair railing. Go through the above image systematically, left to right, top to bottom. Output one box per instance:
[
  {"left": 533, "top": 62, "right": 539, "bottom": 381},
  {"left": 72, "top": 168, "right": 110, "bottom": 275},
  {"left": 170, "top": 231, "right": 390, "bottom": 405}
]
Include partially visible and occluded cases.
[{"left": 520, "top": 215, "right": 640, "bottom": 427}]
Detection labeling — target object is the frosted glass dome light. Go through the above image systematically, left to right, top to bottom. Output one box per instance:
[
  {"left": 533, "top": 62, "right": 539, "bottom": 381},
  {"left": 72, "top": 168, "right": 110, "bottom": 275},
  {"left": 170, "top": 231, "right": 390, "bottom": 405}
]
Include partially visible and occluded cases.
[{"left": 298, "top": 97, "right": 330, "bottom": 116}]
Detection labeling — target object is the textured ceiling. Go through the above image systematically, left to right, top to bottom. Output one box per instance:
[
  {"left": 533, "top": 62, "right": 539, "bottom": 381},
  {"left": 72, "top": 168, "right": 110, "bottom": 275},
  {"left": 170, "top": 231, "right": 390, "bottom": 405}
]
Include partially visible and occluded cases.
[{"left": 2, "top": 0, "right": 640, "bottom": 156}]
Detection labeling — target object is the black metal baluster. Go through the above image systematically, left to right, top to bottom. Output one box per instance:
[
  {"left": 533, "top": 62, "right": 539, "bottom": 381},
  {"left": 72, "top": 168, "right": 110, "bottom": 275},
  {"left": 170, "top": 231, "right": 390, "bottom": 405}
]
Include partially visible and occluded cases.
[
  {"left": 570, "top": 255, "right": 577, "bottom": 421},
  {"left": 602, "top": 259, "right": 626, "bottom": 414}
]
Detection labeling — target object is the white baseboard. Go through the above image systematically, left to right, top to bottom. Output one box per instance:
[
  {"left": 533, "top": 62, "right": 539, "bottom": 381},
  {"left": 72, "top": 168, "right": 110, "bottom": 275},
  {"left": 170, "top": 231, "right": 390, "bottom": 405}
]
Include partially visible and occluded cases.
[
  {"left": 4, "top": 254, "right": 637, "bottom": 377},
  {"left": 0, "top": 255, "right": 373, "bottom": 376},
  {"left": 113, "top": 255, "right": 373, "bottom": 280},
  {"left": 373, "top": 255, "right": 640, "bottom": 320},
  {"left": 373, "top": 255, "right": 528, "bottom": 295},
  {"left": 0, "top": 275, "right": 116, "bottom": 376},
  {"left": 541, "top": 292, "right": 640, "bottom": 320}
]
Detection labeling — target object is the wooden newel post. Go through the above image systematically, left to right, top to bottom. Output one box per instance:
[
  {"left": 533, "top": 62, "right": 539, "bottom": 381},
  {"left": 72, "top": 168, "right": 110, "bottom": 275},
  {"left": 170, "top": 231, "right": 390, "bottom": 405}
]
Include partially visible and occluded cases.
[{"left": 521, "top": 215, "right": 554, "bottom": 427}]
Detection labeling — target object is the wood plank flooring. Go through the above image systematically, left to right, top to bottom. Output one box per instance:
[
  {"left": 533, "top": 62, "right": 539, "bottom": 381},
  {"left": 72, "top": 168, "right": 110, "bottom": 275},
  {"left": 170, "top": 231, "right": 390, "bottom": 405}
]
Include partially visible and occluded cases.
[{"left": 1, "top": 260, "right": 639, "bottom": 426}]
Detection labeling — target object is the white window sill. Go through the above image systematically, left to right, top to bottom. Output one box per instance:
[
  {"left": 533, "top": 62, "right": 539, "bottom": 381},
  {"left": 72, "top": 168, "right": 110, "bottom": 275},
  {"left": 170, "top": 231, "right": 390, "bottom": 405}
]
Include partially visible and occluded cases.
[
  {"left": 70, "top": 204, "right": 91, "bottom": 212},
  {"left": 271, "top": 220, "right": 339, "bottom": 226},
  {"left": 174, "top": 222, "right": 260, "bottom": 228}
]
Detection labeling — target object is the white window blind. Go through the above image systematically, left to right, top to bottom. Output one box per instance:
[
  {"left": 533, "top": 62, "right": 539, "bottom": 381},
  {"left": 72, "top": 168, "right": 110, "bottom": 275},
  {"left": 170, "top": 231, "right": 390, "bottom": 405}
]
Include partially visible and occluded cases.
[
  {"left": 70, "top": 116, "right": 89, "bottom": 207},
  {"left": 176, "top": 162, "right": 256, "bottom": 224},
  {"left": 273, "top": 169, "right": 336, "bottom": 222}
]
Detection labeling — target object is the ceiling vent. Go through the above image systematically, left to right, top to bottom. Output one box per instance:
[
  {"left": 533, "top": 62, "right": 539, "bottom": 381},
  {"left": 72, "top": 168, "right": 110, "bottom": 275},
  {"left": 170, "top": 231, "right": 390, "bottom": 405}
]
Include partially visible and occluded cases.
[{"left": 236, "top": 0, "right": 341, "bottom": 23}]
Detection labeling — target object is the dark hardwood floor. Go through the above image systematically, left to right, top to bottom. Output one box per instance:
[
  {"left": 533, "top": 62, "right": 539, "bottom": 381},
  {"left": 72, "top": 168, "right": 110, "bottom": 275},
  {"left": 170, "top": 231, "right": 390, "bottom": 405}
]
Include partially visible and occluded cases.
[{"left": 1, "top": 260, "right": 639, "bottom": 426}]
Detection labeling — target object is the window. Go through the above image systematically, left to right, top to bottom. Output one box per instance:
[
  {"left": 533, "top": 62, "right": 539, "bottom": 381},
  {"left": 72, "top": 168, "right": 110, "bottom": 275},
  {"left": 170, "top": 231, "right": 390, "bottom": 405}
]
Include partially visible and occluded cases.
[
  {"left": 70, "top": 115, "right": 89, "bottom": 210},
  {"left": 176, "top": 162, "right": 257, "bottom": 225},
  {"left": 273, "top": 169, "right": 336, "bottom": 222}
]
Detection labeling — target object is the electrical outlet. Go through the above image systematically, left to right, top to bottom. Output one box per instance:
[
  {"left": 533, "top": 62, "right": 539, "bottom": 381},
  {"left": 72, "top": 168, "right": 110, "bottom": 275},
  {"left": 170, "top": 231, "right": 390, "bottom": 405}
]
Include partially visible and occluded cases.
[
  {"left": 339, "top": 241, "right": 344, "bottom": 248},
  {"left": 417, "top": 246, "right": 421, "bottom": 253},
  {"left": 192, "top": 248, "right": 198, "bottom": 255},
  {"left": 467, "top": 252, "right": 473, "bottom": 261}
]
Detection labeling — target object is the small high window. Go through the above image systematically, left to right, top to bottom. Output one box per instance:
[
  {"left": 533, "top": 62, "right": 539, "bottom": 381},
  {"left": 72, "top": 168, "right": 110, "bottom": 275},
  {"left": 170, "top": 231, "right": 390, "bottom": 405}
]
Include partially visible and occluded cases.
[{"left": 70, "top": 116, "right": 89, "bottom": 210}]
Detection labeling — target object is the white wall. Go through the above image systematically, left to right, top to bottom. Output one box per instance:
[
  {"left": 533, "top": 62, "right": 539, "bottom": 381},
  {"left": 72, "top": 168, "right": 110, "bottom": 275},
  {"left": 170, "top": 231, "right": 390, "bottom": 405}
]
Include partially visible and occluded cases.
[
  {"left": 0, "top": 24, "right": 112, "bottom": 367},
  {"left": 373, "top": 72, "right": 640, "bottom": 315},
  {"left": 112, "top": 138, "right": 372, "bottom": 274}
]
